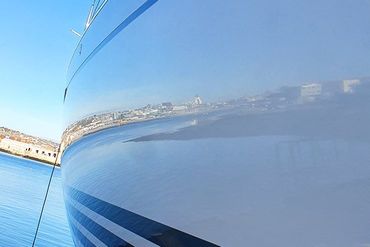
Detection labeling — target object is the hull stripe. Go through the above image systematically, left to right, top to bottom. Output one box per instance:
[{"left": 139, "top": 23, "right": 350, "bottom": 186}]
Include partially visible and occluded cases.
[
  {"left": 67, "top": 186, "right": 220, "bottom": 247},
  {"left": 68, "top": 195, "right": 159, "bottom": 247},
  {"left": 67, "top": 201, "right": 134, "bottom": 247},
  {"left": 69, "top": 214, "right": 108, "bottom": 247},
  {"left": 69, "top": 219, "right": 96, "bottom": 247}
]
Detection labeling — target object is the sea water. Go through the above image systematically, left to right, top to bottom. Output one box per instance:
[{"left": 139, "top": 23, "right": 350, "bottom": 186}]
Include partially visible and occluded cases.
[{"left": 0, "top": 152, "right": 73, "bottom": 246}]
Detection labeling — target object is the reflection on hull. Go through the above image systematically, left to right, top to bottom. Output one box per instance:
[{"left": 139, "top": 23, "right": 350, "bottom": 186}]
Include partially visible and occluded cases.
[
  {"left": 61, "top": 0, "right": 370, "bottom": 246},
  {"left": 62, "top": 104, "right": 370, "bottom": 246}
]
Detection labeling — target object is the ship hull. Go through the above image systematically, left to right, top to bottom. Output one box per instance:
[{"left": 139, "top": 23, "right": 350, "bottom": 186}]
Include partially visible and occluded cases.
[
  {"left": 62, "top": 0, "right": 370, "bottom": 246},
  {"left": 62, "top": 108, "right": 370, "bottom": 246}
]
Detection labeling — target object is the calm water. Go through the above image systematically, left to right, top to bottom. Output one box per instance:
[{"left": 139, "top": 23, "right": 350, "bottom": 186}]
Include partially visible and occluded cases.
[{"left": 0, "top": 152, "right": 73, "bottom": 246}]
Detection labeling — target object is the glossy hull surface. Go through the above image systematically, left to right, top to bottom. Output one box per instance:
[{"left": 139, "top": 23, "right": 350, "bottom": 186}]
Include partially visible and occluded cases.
[
  {"left": 62, "top": 0, "right": 370, "bottom": 246},
  {"left": 63, "top": 115, "right": 370, "bottom": 247}
]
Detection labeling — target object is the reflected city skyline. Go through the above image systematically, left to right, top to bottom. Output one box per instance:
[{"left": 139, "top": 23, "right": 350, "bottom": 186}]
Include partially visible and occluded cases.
[{"left": 61, "top": 75, "right": 369, "bottom": 152}]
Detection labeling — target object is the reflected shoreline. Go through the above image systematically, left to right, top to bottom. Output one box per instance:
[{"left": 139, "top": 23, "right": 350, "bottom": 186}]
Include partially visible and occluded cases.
[{"left": 61, "top": 77, "right": 370, "bottom": 153}]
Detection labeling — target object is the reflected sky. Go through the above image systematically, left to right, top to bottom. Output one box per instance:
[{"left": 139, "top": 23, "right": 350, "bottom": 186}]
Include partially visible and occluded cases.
[{"left": 65, "top": 0, "right": 370, "bottom": 125}]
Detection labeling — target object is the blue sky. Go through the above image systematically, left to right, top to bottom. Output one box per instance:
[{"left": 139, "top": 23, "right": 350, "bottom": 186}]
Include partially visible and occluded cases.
[{"left": 0, "top": 1, "right": 89, "bottom": 141}]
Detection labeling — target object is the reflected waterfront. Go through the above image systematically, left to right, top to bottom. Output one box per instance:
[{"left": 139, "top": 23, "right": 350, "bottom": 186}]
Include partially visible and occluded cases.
[{"left": 61, "top": 77, "right": 370, "bottom": 150}]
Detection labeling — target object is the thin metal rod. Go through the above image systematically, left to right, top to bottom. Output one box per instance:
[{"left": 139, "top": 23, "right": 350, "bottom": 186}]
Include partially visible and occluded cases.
[
  {"left": 85, "top": 0, "right": 96, "bottom": 30},
  {"left": 31, "top": 145, "right": 61, "bottom": 247}
]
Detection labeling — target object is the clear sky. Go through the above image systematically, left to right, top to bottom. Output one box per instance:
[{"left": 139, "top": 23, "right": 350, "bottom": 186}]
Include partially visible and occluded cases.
[{"left": 0, "top": 0, "right": 89, "bottom": 141}]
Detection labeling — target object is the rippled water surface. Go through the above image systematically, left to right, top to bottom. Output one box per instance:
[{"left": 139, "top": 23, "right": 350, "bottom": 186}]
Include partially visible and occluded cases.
[{"left": 0, "top": 152, "right": 73, "bottom": 246}]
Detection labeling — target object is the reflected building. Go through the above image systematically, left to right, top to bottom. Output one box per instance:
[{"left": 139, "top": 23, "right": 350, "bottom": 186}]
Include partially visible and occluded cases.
[{"left": 343, "top": 79, "right": 360, "bottom": 93}]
